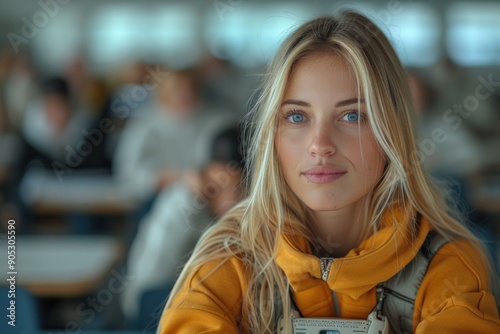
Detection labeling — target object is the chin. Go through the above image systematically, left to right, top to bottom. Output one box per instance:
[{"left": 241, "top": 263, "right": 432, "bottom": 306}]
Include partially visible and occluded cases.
[
  {"left": 296, "top": 191, "right": 339, "bottom": 210},
  {"left": 302, "top": 199, "right": 344, "bottom": 212}
]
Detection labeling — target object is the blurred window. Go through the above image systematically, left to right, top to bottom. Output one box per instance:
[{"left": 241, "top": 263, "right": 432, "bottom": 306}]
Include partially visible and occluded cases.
[
  {"left": 35, "top": 1, "right": 500, "bottom": 72},
  {"left": 354, "top": 2, "right": 440, "bottom": 67},
  {"left": 447, "top": 2, "right": 500, "bottom": 66},
  {"left": 204, "top": 3, "right": 315, "bottom": 68},
  {"left": 89, "top": 4, "right": 200, "bottom": 69},
  {"left": 89, "top": 5, "right": 148, "bottom": 66},
  {"left": 147, "top": 5, "right": 201, "bottom": 68},
  {"left": 257, "top": 5, "right": 315, "bottom": 63},
  {"left": 204, "top": 6, "right": 250, "bottom": 63},
  {"left": 32, "top": 8, "right": 82, "bottom": 74}
]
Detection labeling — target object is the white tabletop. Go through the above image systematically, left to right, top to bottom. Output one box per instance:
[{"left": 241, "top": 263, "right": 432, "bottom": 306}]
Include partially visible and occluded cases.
[
  {"left": 20, "top": 169, "right": 139, "bottom": 214},
  {"left": 0, "top": 235, "right": 122, "bottom": 297}
]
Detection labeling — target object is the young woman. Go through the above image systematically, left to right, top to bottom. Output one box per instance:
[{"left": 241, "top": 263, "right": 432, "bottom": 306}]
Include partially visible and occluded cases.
[{"left": 158, "top": 11, "right": 500, "bottom": 333}]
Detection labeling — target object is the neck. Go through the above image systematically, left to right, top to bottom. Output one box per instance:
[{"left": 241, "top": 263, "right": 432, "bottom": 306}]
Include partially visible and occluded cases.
[{"left": 310, "top": 199, "right": 369, "bottom": 258}]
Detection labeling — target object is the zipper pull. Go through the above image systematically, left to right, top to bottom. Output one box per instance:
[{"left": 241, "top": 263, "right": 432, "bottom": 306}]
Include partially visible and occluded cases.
[{"left": 319, "top": 257, "right": 334, "bottom": 281}]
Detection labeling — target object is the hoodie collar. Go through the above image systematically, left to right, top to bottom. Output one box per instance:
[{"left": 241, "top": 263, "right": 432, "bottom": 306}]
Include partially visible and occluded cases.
[{"left": 275, "top": 207, "right": 432, "bottom": 299}]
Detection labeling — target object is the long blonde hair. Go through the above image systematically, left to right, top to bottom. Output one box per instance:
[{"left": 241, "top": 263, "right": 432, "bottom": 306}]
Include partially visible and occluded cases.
[{"left": 163, "top": 10, "right": 496, "bottom": 333}]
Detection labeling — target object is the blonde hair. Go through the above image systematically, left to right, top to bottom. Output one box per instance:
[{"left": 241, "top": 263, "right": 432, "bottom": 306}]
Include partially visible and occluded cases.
[{"left": 163, "top": 10, "right": 497, "bottom": 333}]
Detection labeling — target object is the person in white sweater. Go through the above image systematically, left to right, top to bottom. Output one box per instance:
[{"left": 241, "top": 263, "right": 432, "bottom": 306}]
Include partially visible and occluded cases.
[
  {"left": 113, "top": 68, "right": 238, "bottom": 201},
  {"left": 121, "top": 126, "right": 244, "bottom": 325}
]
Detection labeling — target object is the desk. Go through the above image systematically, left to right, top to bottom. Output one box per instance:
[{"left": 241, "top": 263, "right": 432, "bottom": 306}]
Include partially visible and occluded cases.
[
  {"left": 20, "top": 170, "right": 139, "bottom": 215},
  {"left": 0, "top": 235, "right": 122, "bottom": 297}
]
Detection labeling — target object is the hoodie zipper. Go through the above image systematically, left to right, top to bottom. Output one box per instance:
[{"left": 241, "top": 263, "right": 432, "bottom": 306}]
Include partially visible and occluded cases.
[
  {"left": 319, "top": 257, "right": 334, "bottom": 281},
  {"left": 320, "top": 257, "right": 339, "bottom": 317}
]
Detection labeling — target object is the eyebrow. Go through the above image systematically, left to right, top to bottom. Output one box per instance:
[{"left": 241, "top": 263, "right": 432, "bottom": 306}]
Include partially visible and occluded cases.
[
  {"left": 281, "top": 98, "right": 365, "bottom": 108},
  {"left": 335, "top": 98, "right": 365, "bottom": 107},
  {"left": 281, "top": 99, "right": 310, "bottom": 107}
]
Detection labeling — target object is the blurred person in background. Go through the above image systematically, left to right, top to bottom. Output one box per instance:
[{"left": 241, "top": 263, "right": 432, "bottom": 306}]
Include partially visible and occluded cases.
[
  {"left": 94, "top": 61, "right": 154, "bottom": 167},
  {"left": 106, "top": 61, "right": 151, "bottom": 121},
  {"left": 112, "top": 67, "right": 239, "bottom": 226},
  {"left": 10, "top": 77, "right": 106, "bottom": 233},
  {"left": 16, "top": 77, "right": 93, "bottom": 173},
  {"left": 121, "top": 125, "right": 244, "bottom": 328}
]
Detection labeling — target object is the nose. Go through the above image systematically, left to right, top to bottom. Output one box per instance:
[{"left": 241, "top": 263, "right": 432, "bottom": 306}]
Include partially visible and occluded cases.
[{"left": 308, "top": 123, "right": 336, "bottom": 157}]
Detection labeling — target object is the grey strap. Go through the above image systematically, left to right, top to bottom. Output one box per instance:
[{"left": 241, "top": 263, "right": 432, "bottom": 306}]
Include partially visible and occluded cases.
[{"left": 383, "top": 231, "right": 448, "bottom": 334}]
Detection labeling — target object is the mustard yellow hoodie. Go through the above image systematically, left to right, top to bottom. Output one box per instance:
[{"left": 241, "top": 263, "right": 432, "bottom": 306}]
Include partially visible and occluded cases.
[{"left": 159, "top": 208, "right": 500, "bottom": 333}]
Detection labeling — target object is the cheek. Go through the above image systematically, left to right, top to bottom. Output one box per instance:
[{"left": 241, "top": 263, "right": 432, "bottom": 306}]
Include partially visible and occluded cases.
[{"left": 358, "top": 135, "right": 386, "bottom": 175}]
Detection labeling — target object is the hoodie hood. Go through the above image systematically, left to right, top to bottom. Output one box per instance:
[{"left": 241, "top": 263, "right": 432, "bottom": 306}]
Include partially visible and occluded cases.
[{"left": 275, "top": 207, "right": 433, "bottom": 300}]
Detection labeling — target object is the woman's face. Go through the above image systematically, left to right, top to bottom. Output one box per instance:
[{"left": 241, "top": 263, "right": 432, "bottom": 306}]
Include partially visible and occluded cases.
[{"left": 275, "top": 53, "right": 385, "bottom": 212}]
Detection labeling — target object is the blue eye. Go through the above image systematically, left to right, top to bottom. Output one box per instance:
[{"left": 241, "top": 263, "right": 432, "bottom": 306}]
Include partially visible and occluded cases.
[
  {"left": 342, "top": 111, "right": 360, "bottom": 122},
  {"left": 287, "top": 113, "right": 305, "bottom": 123}
]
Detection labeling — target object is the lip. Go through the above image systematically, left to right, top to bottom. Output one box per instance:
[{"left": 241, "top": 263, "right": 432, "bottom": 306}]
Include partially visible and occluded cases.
[{"left": 302, "top": 166, "right": 347, "bottom": 184}]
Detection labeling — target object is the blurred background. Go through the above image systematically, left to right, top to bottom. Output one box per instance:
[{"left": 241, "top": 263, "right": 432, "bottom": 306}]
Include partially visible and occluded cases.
[{"left": 0, "top": 0, "right": 499, "bottom": 332}]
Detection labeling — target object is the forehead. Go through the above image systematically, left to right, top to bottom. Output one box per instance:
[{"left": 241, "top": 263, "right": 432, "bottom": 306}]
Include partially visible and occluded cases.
[{"left": 284, "top": 52, "right": 359, "bottom": 102}]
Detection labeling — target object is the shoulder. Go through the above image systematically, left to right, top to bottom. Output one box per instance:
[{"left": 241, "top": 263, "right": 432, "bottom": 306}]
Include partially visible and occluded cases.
[
  {"left": 122, "top": 109, "right": 168, "bottom": 134},
  {"left": 414, "top": 237, "right": 500, "bottom": 331},
  {"left": 428, "top": 238, "right": 491, "bottom": 291},
  {"left": 160, "top": 255, "right": 247, "bottom": 333},
  {"left": 168, "top": 256, "right": 248, "bottom": 323},
  {"left": 187, "top": 256, "right": 249, "bottom": 292}
]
